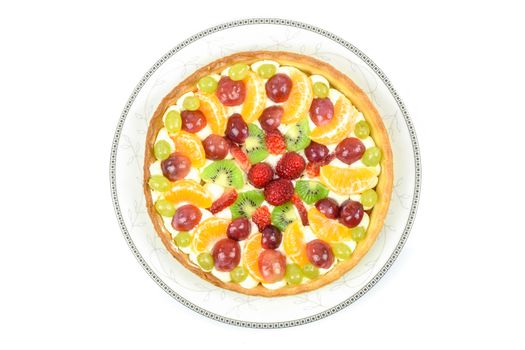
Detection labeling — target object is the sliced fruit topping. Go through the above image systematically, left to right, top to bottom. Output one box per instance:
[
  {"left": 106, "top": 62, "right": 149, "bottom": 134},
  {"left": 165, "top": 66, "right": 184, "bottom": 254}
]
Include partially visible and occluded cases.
[
  {"left": 229, "top": 63, "right": 249, "bottom": 81},
  {"left": 257, "top": 63, "right": 277, "bottom": 79},
  {"left": 281, "top": 68, "right": 313, "bottom": 124},
  {"left": 241, "top": 71, "right": 267, "bottom": 123},
  {"left": 265, "top": 73, "right": 292, "bottom": 103},
  {"left": 197, "top": 76, "right": 218, "bottom": 93},
  {"left": 216, "top": 76, "right": 245, "bottom": 106},
  {"left": 313, "top": 81, "right": 329, "bottom": 98},
  {"left": 197, "top": 92, "right": 227, "bottom": 135},
  {"left": 182, "top": 95, "right": 200, "bottom": 111},
  {"left": 310, "top": 95, "right": 358, "bottom": 145},
  {"left": 309, "top": 98, "right": 334, "bottom": 127},
  {"left": 259, "top": 105, "right": 283, "bottom": 132},
  {"left": 164, "top": 110, "right": 182, "bottom": 134},
  {"left": 181, "top": 110, "right": 206, "bottom": 133},
  {"left": 225, "top": 113, "right": 248, "bottom": 144},
  {"left": 284, "top": 117, "right": 311, "bottom": 151},
  {"left": 354, "top": 120, "right": 370, "bottom": 139},
  {"left": 244, "top": 124, "right": 269, "bottom": 164},
  {"left": 265, "top": 129, "right": 286, "bottom": 155},
  {"left": 171, "top": 131, "right": 206, "bottom": 168},
  {"left": 202, "top": 134, "right": 230, "bottom": 160},
  {"left": 335, "top": 137, "right": 365, "bottom": 165},
  {"left": 154, "top": 140, "right": 171, "bottom": 160},
  {"left": 228, "top": 141, "right": 251, "bottom": 172},
  {"left": 305, "top": 141, "right": 329, "bottom": 163},
  {"left": 362, "top": 146, "right": 382, "bottom": 167},
  {"left": 161, "top": 152, "right": 191, "bottom": 181},
  {"left": 275, "top": 152, "right": 306, "bottom": 180},
  {"left": 305, "top": 153, "right": 335, "bottom": 178},
  {"left": 201, "top": 160, "right": 244, "bottom": 189},
  {"left": 247, "top": 162, "right": 274, "bottom": 189},
  {"left": 319, "top": 165, "right": 379, "bottom": 195},
  {"left": 148, "top": 175, "right": 171, "bottom": 192},
  {"left": 164, "top": 179, "right": 213, "bottom": 208},
  {"left": 264, "top": 179, "right": 294, "bottom": 206},
  {"left": 295, "top": 180, "right": 329, "bottom": 205},
  {"left": 209, "top": 188, "right": 238, "bottom": 214},
  {"left": 361, "top": 189, "right": 378, "bottom": 208},
  {"left": 230, "top": 190, "right": 265, "bottom": 219},
  {"left": 291, "top": 194, "right": 309, "bottom": 226},
  {"left": 155, "top": 198, "right": 176, "bottom": 217},
  {"left": 315, "top": 198, "right": 340, "bottom": 219},
  {"left": 338, "top": 199, "right": 364, "bottom": 228},
  {"left": 271, "top": 202, "right": 297, "bottom": 232},
  {"left": 172, "top": 204, "right": 202, "bottom": 231},
  {"left": 252, "top": 205, "right": 271, "bottom": 231},
  {"left": 308, "top": 207, "right": 352, "bottom": 242},
  {"left": 192, "top": 217, "right": 230, "bottom": 253},
  {"left": 226, "top": 217, "right": 251, "bottom": 241},
  {"left": 283, "top": 220, "right": 309, "bottom": 266},
  {"left": 261, "top": 225, "right": 282, "bottom": 249},
  {"left": 351, "top": 226, "right": 366, "bottom": 241},
  {"left": 174, "top": 231, "right": 191, "bottom": 248},
  {"left": 243, "top": 233, "right": 264, "bottom": 281},
  {"left": 212, "top": 238, "right": 241, "bottom": 272},
  {"left": 306, "top": 239, "right": 334, "bottom": 269},
  {"left": 332, "top": 242, "right": 352, "bottom": 260},
  {"left": 258, "top": 249, "right": 286, "bottom": 283},
  {"left": 197, "top": 252, "right": 214, "bottom": 270},
  {"left": 302, "top": 263, "right": 319, "bottom": 279},
  {"left": 285, "top": 264, "right": 304, "bottom": 285},
  {"left": 230, "top": 266, "right": 248, "bottom": 283}
]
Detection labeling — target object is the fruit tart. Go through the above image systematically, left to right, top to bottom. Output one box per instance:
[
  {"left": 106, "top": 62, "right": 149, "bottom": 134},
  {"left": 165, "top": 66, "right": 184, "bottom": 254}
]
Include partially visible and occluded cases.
[{"left": 144, "top": 51, "right": 393, "bottom": 296}]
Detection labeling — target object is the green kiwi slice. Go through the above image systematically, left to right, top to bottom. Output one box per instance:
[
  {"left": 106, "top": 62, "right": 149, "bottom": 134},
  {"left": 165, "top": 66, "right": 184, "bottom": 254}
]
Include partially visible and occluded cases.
[
  {"left": 285, "top": 118, "right": 311, "bottom": 151},
  {"left": 244, "top": 124, "right": 269, "bottom": 164},
  {"left": 201, "top": 160, "right": 244, "bottom": 189},
  {"left": 295, "top": 180, "right": 329, "bottom": 205},
  {"left": 230, "top": 190, "right": 265, "bottom": 218},
  {"left": 271, "top": 202, "right": 297, "bottom": 232}
]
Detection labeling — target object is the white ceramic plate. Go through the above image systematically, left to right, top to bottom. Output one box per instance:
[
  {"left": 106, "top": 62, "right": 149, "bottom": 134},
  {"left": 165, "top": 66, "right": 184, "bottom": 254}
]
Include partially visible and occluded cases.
[{"left": 110, "top": 18, "right": 421, "bottom": 328}]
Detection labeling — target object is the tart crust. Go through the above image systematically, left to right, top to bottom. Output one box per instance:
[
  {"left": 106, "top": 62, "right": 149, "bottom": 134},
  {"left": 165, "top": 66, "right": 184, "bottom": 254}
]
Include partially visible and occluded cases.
[{"left": 143, "top": 51, "right": 393, "bottom": 297}]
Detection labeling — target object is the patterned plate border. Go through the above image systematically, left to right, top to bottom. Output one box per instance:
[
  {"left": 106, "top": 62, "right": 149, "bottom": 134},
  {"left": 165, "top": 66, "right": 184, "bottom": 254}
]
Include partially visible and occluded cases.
[{"left": 109, "top": 18, "right": 421, "bottom": 328}]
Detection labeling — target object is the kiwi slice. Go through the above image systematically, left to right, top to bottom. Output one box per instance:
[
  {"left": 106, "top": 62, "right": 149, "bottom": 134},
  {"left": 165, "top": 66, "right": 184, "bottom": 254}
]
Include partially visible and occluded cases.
[
  {"left": 285, "top": 118, "right": 311, "bottom": 151},
  {"left": 244, "top": 124, "right": 269, "bottom": 164},
  {"left": 201, "top": 160, "right": 244, "bottom": 189},
  {"left": 295, "top": 180, "right": 329, "bottom": 205},
  {"left": 230, "top": 190, "right": 265, "bottom": 219},
  {"left": 271, "top": 202, "right": 297, "bottom": 232}
]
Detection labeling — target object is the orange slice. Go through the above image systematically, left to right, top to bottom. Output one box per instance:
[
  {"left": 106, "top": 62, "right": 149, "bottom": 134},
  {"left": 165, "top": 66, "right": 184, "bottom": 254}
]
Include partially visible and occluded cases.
[
  {"left": 281, "top": 67, "right": 313, "bottom": 124},
  {"left": 241, "top": 71, "right": 266, "bottom": 123},
  {"left": 197, "top": 92, "right": 227, "bottom": 135},
  {"left": 310, "top": 95, "right": 358, "bottom": 145},
  {"left": 171, "top": 131, "right": 206, "bottom": 168},
  {"left": 319, "top": 165, "right": 379, "bottom": 196},
  {"left": 164, "top": 179, "right": 213, "bottom": 208},
  {"left": 308, "top": 208, "right": 352, "bottom": 243},
  {"left": 192, "top": 217, "right": 230, "bottom": 253},
  {"left": 283, "top": 220, "right": 309, "bottom": 266},
  {"left": 242, "top": 233, "right": 263, "bottom": 281}
]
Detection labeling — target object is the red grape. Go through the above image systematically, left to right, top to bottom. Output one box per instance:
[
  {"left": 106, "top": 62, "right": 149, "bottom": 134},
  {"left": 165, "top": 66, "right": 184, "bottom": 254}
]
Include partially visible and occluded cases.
[
  {"left": 265, "top": 73, "right": 292, "bottom": 102},
  {"left": 216, "top": 76, "right": 246, "bottom": 106},
  {"left": 309, "top": 98, "right": 334, "bottom": 126},
  {"left": 259, "top": 105, "right": 283, "bottom": 131},
  {"left": 181, "top": 110, "right": 206, "bottom": 133},
  {"left": 225, "top": 114, "right": 248, "bottom": 144},
  {"left": 203, "top": 134, "right": 230, "bottom": 160},
  {"left": 335, "top": 138, "right": 365, "bottom": 165},
  {"left": 304, "top": 141, "right": 329, "bottom": 162},
  {"left": 161, "top": 153, "right": 191, "bottom": 181},
  {"left": 315, "top": 198, "right": 340, "bottom": 219},
  {"left": 339, "top": 199, "right": 364, "bottom": 228},
  {"left": 171, "top": 204, "right": 201, "bottom": 231},
  {"left": 227, "top": 218, "right": 251, "bottom": 241},
  {"left": 261, "top": 225, "right": 282, "bottom": 249},
  {"left": 212, "top": 238, "right": 241, "bottom": 272},
  {"left": 306, "top": 239, "right": 334, "bottom": 269},
  {"left": 258, "top": 249, "right": 286, "bottom": 283}
]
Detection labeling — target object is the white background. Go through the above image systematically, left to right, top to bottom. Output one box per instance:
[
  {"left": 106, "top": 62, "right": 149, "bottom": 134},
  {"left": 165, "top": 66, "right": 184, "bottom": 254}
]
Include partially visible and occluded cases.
[{"left": 1, "top": 1, "right": 524, "bottom": 349}]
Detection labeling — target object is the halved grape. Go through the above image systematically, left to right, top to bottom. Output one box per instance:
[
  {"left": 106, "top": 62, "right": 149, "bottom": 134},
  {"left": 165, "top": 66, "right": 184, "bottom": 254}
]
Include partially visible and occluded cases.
[
  {"left": 229, "top": 63, "right": 249, "bottom": 81},
  {"left": 257, "top": 64, "right": 277, "bottom": 79},
  {"left": 265, "top": 74, "right": 292, "bottom": 102},
  {"left": 198, "top": 76, "right": 218, "bottom": 93},
  {"left": 216, "top": 77, "right": 246, "bottom": 106},
  {"left": 313, "top": 82, "right": 329, "bottom": 98},
  {"left": 182, "top": 95, "right": 200, "bottom": 111},
  {"left": 309, "top": 98, "right": 334, "bottom": 126},
  {"left": 164, "top": 110, "right": 182, "bottom": 133},
  {"left": 354, "top": 120, "right": 370, "bottom": 139},
  {"left": 203, "top": 134, "right": 230, "bottom": 160},
  {"left": 335, "top": 137, "right": 365, "bottom": 165},
  {"left": 154, "top": 140, "right": 171, "bottom": 160},
  {"left": 362, "top": 147, "right": 382, "bottom": 166},
  {"left": 161, "top": 153, "right": 191, "bottom": 181},
  {"left": 148, "top": 175, "right": 171, "bottom": 192},
  {"left": 361, "top": 189, "right": 378, "bottom": 208},
  {"left": 155, "top": 199, "right": 175, "bottom": 217},
  {"left": 339, "top": 199, "right": 364, "bottom": 228},
  {"left": 172, "top": 204, "right": 202, "bottom": 231},
  {"left": 351, "top": 226, "right": 366, "bottom": 241},
  {"left": 174, "top": 231, "right": 191, "bottom": 248},
  {"left": 212, "top": 238, "right": 241, "bottom": 272},
  {"left": 306, "top": 239, "right": 334, "bottom": 269},
  {"left": 332, "top": 243, "right": 352, "bottom": 260},
  {"left": 258, "top": 249, "right": 286, "bottom": 283},
  {"left": 197, "top": 252, "right": 214, "bottom": 271},
  {"left": 302, "top": 263, "right": 319, "bottom": 279},
  {"left": 285, "top": 264, "right": 303, "bottom": 285},
  {"left": 230, "top": 266, "right": 248, "bottom": 283}
]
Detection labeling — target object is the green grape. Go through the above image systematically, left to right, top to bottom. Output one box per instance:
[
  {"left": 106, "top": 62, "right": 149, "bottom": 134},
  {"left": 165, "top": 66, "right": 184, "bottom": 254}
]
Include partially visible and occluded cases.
[
  {"left": 229, "top": 63, "right": 249, "bottom": 81},
  {"left": 257, "top": 64, "right": 277, "bottom": 79},
  {"left": 198, "top": 76, "right": 218, "bottom": 93},
  {"left": 313, "top": 82, "right": 329, "bottom": 98},
  {"left": 183, "top": 96, "right": 200, "bottom": 111},
  {"left": 164, "top": 110, "right": 181, "bottom": 133},
  {"left": 354, "top": 120, "right": 370, "bottom": 139},
  {"left": 154, "top": 140, "right": 171, "bottom": 160},
  {"left": 362, "top": 147, "right": 382, "bottom": 166},
  {"left": 148, "top": 175, "right": 171, "bottom": 192},
  {"left": 361, "top": 189, "right": 378, "bottom": 208},
  {"left": 155, "top": 199, "right": 175, "bottom": 217},
  {"left": 351, "top": 226, "right": 366, "bottom": 241},
  {"left": 174, "top": 231, "right": 191, "bottom": 248},
  {"left": 332, "top": 243, "right": 352, "bottom": 260},
  {"left": 197, "top": 252, "right": 214, "bottom": 271},
  {"left": 302, "top": 263, "right": 319, "bottom": 279},
  {"left": 285, "top": 264, "right": 303, "bottom": 285},
  {"left": 230, "top": 266, "right": 248, "bottom": 283}
]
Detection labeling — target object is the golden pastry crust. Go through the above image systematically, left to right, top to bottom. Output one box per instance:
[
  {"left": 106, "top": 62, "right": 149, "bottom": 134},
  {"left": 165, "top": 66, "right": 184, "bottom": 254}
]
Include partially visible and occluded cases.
[{"left": 143, "top": 51, "right": 393, "bottom": 297}]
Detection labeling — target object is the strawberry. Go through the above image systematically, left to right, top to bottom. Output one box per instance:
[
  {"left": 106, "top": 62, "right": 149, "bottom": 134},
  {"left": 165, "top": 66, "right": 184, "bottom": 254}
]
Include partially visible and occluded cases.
[
  {"left": 265, "top": 130, "right": 286, "bottom": 155},
  {"left": 228, "top": 141, "right": 251, "bottom": 172},
  {"left": 275, "top": 152, "right": 306, "bottom": 180},
  {"left": 306, "top": 153, "right": 335, "bottom": 178},
  {"left": 248, "top": 163, "right": 274, "bottom": 188},
  {"left": 264, "top": 179, "right": 294, "bottom": 206},
  {"left": 209, "top": 189, "right": 238, "bottom": 214},
  {"left": 291, "top": 194, "right": 309, "bottom": 226},
  {"left": 252, "top": 205, "right": 271, "bottom": 231}
]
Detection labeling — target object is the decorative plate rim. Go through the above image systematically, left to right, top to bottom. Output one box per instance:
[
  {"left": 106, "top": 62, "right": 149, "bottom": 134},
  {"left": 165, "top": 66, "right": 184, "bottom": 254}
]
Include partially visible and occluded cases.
[{"left": 109, "top": 17, "right": 422, "bottom": 329}]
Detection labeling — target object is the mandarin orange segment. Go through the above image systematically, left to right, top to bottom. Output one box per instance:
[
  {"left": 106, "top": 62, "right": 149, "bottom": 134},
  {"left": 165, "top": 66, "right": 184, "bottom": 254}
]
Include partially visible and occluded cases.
[
  {"left": 281, "top": 67, "right": 313, "bottom": 124},
  {"left": 241, "top": 71, "right": 267, "bottom": 123},
  {"left": 197, "top": 92, "right": 227, "bottom": 135},
  {"left": 310, "top": 95, "right": 358, "bottom": 145},
  {"left": 171, "top": 131, "right": 206, "bottom": 167},
  {"left": 319, "top": 165, "right": 379, "bottom": 196},
  {"left": 164, "top": 179, "right": 213, "bottom": 208},
  {"left": 308, "top": 208, "right": 352, "bottom": 243},
  {"left": 192, "top": 217, "right": 230, "bottom": 253},
  {"left": 283, "top": 220, "right": 309, "bottom": 266},
  {"left": 242, "top": 233, "right": 263, "bottom": 281}
]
